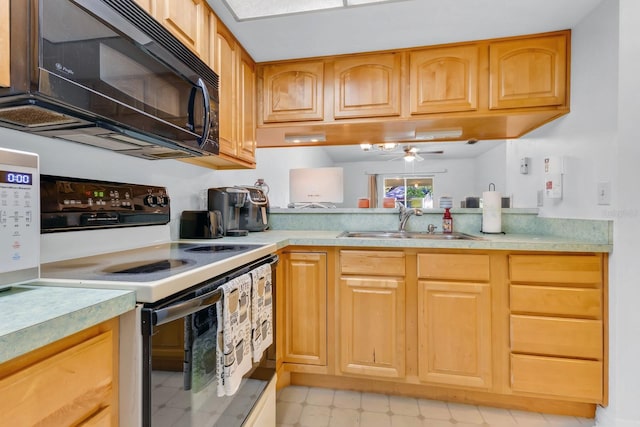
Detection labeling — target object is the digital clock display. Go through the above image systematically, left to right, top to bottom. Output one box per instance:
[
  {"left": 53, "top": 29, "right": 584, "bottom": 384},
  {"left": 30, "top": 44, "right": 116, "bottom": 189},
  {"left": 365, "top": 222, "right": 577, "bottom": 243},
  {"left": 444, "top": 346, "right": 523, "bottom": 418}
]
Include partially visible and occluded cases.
[{"left": 0, "top": 170, "right": 33, "bottom": 185}]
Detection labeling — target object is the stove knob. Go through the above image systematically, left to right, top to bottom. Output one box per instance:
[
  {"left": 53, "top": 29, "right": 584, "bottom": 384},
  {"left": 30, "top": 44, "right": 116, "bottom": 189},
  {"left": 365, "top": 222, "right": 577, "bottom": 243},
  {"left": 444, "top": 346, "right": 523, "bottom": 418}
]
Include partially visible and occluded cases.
[
  {"left": 144, "top": 194, "right": 158, "bottom": 207},
  {"left": 157, "top": 195, "right": 169, "bottom": 207}
]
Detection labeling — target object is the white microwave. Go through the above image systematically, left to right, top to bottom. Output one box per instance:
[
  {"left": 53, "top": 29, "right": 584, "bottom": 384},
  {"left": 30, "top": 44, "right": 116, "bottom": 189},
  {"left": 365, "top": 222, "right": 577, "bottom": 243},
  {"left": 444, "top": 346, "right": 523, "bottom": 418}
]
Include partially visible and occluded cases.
[{"left": 0, "top": 147, "right": 40, "bottom": 288}]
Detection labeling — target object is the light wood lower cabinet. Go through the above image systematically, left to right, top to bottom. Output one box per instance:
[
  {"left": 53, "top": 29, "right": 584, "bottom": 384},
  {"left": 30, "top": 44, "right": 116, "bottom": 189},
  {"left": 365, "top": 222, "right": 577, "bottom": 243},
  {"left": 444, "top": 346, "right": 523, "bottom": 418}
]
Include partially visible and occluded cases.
[
  {"left": 277, "top": 248, "right": 607, "bottom": 416},
  {"left": 338, "top": 250, "right": 406, "bottom": 379},
  {"left": 281, "top": 251, "right": 327, "bottom": 366},
  {"left": 417, "top": 253, "right": 492, "bottom": 389},
  {"left": 508, "top": 253, "right": 606, "bottom": 404},
  {"left": 339, "top": 276, "right": 406, "bottom": 378},
  {"left": 418, "top": 280, "right": 491, "bottom": 388},
  {"left": 0, "top": 318, "right": 119, "bottom": 426}
]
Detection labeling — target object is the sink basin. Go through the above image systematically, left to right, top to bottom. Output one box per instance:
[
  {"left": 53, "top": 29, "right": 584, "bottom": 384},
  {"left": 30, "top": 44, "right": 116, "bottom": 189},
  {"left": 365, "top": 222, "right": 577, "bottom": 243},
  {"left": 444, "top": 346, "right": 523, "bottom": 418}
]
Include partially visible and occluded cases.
[{"left": 337, "top": 231, "right": 483, "bottom": 240}]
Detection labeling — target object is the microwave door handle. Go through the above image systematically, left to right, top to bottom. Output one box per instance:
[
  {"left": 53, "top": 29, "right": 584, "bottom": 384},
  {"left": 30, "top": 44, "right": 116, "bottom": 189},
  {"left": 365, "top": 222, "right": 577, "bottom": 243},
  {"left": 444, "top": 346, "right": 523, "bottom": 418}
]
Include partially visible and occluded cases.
[
  {"left": 186, "top": 78, "right": 211, "bottom": 148},
  {"left": 196, "top": 78, "right": 211, "bottom": 148}
]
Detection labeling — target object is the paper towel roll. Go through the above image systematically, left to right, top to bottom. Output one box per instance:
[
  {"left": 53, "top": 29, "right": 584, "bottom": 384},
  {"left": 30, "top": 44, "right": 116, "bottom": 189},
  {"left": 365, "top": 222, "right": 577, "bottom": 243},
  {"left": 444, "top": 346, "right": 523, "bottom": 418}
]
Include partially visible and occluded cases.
[{"left": 482, "top": 191, "right": 502, "bottom": 233}]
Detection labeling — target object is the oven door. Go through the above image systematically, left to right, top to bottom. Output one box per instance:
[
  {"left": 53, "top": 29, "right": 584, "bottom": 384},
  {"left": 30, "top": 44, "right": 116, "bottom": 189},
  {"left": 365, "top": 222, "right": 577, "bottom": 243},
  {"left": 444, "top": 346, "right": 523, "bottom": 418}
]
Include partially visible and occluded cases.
[{"left": 140, "top": 255, "right": 277, "bottom": 427}]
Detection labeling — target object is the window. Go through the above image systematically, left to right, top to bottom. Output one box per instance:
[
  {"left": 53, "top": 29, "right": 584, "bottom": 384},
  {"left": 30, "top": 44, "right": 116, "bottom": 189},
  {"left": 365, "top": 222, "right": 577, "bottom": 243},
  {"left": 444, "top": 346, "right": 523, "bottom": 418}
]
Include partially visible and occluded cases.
[{"left": 384, "top": 176, "right": 433, "bottom": 208}]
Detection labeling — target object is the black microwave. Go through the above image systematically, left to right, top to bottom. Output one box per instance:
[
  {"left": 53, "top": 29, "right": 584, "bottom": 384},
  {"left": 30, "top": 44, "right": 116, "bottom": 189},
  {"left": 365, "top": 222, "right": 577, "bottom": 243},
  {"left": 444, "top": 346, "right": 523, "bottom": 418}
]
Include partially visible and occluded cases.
[{"left": 0, "top": 0, "right": 219, "bottom": 160}]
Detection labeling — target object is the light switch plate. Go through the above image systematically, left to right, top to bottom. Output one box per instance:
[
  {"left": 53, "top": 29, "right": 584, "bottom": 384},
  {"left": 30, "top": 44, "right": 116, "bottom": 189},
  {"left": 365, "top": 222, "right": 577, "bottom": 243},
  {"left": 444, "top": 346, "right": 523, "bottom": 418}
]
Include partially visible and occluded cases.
[{"left": 597, "top": 182, "right": 611, "bottom": 205}]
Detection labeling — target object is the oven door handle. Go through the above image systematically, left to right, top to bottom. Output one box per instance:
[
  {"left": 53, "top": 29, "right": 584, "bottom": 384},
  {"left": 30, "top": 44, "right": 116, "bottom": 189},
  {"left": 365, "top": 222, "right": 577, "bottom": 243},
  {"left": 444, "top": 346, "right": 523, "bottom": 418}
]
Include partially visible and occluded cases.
[{"left": 152, "top": 288, "right": 221, "bottom": 326}]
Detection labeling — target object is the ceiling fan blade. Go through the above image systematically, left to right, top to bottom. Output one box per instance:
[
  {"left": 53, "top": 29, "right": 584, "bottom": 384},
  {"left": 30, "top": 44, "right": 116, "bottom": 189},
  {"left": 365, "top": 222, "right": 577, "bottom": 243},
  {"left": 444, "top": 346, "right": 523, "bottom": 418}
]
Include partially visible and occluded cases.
[{"left": 416, "top": 150, "right": 444, "bottom": 155}]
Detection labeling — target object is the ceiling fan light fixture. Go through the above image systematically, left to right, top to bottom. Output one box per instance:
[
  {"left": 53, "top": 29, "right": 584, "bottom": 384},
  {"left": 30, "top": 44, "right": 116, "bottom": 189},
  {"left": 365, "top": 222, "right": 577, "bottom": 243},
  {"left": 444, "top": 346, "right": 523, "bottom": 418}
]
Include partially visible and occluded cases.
[{"left": 404, "top": 152, "right": 416, "bottom": 162}]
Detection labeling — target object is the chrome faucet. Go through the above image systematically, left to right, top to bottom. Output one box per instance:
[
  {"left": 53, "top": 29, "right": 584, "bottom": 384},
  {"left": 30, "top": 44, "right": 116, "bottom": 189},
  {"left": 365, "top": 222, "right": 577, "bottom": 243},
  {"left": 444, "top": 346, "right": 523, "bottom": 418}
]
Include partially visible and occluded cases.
[{"left": 398, "top": 204, "right": 423, "bottom": 231}]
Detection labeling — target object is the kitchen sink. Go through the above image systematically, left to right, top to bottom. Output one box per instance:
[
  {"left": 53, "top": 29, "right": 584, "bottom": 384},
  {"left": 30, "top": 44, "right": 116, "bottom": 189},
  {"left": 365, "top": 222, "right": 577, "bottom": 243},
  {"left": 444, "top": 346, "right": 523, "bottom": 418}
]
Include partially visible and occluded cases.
[{"left": 337, "top": 231, "right": 484, "bottom": 240}]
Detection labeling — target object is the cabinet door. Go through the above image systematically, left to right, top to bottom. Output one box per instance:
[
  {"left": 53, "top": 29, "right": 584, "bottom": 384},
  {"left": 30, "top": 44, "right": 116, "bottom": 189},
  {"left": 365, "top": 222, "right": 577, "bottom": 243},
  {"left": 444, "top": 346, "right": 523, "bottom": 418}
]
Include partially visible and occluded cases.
[
  {"left": 0, "top": 0, "right": 9, "bottom": 87},
  {"left": 154, "top": 0, "right": 209, "bottom": 61},
  {"left": 213, "top": 23, "right": 238, "bottom": 156},
  {"left": 489, "top": 33, "right": 568, "bottom": 109},
  {"left": 410, "top": 45, "right": 479, "bottom": 114},
  {"left": 237, "top": 49, "right": 257, "bottom": 164},
  {"left": 333, "top": 53, "right": 402, "bottom": 118},
  {"left": 262, "top": 61, "right": 324, "bottom": 122},
  {"left": 282, "top": 252, "right": 327, "bottom": 365},
  {"left": 339, "top": 276, "right": 405, "bottom": 378},
  {"left": 418, "top": 280, "right": 492, "bottom": 389},
  {"left": 0, "top": 330, "right": 116, "bottom": 426}
]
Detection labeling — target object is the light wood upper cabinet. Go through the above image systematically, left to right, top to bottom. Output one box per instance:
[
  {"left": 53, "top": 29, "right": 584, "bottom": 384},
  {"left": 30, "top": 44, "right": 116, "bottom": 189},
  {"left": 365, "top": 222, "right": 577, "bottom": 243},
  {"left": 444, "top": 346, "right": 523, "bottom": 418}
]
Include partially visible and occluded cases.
[
  {"left": 0, "top": 0, "right": 10, "bottom": 88},
  {"left": 132, "top": 0, "right": 153, "bottom": 14},
  {"left": 154, "top": 0, "right": 209, "bottom": 61},
  {"left": 213, "top": 23, "right": 238, "bottom": 157},
  {"left": 256, "top": 30, "right": 571, "bottom": 148},
  {"left": 489, "top": 33, "right": 568, "bottom": 109},
  {"left": 410, "top": 45, "right": 479, "bottom": 114},
  {"left": 237, "top": 49, "right": 257, "bottom": 163},
  {"left": 333, "top": 53, "right": 402, "bottom": 119},
  {"left": 261, "top": 61, "right": 325, "bottom": 122},
  {"left": 339, "top": 250, "right": 406, "bottom": 379},
  {"left": 282, "top": 252, "right": 327, "bottom": 366},
  {"left": 417, "top": 254, "right": 492, "bottom": 389},
  {"left": 0, "top": 319, "right": 119, "bottom": 426}
]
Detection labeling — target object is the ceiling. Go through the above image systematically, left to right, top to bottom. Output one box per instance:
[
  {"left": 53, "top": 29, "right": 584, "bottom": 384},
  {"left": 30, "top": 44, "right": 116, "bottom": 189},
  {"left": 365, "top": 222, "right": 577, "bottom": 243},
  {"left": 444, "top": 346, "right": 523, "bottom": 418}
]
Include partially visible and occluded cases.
[
  {"left": 205, "top": 0, "right": 604, "bottom": 161},
  {"left": 206, "top": 0, "right": 603, "bottom": 62}
]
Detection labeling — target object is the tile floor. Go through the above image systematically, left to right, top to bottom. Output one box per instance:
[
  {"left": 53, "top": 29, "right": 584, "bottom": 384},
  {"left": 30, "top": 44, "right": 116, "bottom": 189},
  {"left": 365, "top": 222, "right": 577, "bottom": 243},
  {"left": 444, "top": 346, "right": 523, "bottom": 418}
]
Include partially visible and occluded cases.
[{"left": 276, "top": 386, "right": 595, "bottom": 427}]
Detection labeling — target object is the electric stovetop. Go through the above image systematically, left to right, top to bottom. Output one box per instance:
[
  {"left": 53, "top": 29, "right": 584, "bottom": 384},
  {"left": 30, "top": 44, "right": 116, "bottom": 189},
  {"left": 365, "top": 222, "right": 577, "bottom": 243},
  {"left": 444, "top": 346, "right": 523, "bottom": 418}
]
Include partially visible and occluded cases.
[{"left": 40, "top": 242, "right": 277, "bottom": 303}]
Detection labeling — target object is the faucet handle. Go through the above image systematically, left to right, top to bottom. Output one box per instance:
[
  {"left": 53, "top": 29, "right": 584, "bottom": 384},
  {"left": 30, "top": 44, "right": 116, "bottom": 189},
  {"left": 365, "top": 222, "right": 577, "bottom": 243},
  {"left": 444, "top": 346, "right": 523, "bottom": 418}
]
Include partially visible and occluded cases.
[{"left": 427, "top": 223, "right": 437, "bottom": 233}]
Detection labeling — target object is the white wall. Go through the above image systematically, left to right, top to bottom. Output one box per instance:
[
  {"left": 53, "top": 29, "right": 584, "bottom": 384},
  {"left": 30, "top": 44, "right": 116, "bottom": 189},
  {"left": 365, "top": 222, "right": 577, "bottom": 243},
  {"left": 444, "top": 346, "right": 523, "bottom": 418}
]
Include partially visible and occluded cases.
[
  {"left": 505, "top": 0, "right": 618, "bottom": 218},
  {"left": 599, "top": 0, "right": 640, "bottom": 425},
  {"left": 501, "top": 1, "right": 640, "bottom": 425},
  {"left": 0, "top": 129, "right": 336, "bottom": 257},
  {"left": 474, "top": 143, "right": 507, "bottom": 201},
  {"left": 213, "top": 146, "right": 334, "bottom": 208}
]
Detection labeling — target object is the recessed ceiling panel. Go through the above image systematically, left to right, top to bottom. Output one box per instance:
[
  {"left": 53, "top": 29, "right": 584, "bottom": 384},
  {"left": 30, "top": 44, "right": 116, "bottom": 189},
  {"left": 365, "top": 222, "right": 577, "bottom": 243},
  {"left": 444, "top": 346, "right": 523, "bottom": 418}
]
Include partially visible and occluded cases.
[{"left": 222, "top": 0, "right": 409, "bottom": 20}]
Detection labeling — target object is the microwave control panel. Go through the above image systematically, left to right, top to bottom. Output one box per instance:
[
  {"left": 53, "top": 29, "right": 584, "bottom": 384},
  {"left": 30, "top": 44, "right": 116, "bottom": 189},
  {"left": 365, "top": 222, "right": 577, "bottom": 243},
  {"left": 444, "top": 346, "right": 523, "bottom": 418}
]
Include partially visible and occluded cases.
[{"left": 0, "top": 149, "right": 39, "bottom": 280}]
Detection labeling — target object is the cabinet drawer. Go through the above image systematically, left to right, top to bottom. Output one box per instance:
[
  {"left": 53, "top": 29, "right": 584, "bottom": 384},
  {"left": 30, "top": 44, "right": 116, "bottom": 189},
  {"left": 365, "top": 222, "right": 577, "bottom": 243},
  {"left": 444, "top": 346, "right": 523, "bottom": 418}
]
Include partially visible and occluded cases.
[
  {"left": 341, "top": 250, "right": 405, "bottom": 276},
  {"left": 417, "top": 253, "right": 490, "bottom": 281},
  {"left": 509, "top": 254, "right": 602, "bottom": 285},
  {"left": 510, "top": 285, "right": 601, "bottom": 318},
  {"left": 511, "top": 315, "right": 602, "bottom": 359},
  {"left": 0, "top": 331, "right": 113, "bottom": 426},
  {"left": 511, "top": 354, "right": 603, "bottom": 402}
]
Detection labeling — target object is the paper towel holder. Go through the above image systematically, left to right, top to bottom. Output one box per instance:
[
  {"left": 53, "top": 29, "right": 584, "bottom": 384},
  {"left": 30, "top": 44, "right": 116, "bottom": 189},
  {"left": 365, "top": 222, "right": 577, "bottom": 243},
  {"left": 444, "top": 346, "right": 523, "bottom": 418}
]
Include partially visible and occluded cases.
[{"left": 480, "top": 183, "right": 506, "bottom": 235}]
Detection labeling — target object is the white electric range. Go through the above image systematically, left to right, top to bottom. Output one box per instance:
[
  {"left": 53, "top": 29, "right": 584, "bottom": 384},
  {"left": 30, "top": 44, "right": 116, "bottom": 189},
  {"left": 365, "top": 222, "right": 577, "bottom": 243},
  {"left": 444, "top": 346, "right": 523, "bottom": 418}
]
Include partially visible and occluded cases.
[
  {"left": 37, "top": 176, "right": 278, "bottom": 427},
  {"left": 40, "top": 241, "right": 277, "bottom": 303}
]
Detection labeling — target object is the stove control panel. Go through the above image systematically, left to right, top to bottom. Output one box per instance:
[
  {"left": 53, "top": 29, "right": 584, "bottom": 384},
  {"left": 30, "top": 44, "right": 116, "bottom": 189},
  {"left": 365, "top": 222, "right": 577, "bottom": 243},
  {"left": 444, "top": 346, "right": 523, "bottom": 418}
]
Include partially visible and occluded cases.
[
  {"left": 0, "top": 148, "right": 39, "bottom": 285},
  {"left": 41, "top": 175, "right": 170, "bottom": 232}
]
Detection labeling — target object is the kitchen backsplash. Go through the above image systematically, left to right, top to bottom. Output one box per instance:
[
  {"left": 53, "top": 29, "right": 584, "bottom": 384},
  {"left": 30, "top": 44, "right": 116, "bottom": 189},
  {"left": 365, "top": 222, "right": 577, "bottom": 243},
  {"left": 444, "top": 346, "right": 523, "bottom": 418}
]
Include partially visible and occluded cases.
[{"left": 268, "top": 208, "right": 612, "bottom": 244}]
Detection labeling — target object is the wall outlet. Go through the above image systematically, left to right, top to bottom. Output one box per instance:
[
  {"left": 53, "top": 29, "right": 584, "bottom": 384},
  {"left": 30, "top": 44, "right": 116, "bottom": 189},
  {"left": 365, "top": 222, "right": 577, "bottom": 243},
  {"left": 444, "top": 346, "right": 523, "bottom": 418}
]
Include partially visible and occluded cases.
[
  {"left": 520, "top": 157, "right": 530, "bottom": 174},
  {"left": 597, "top": 182, "right": 611, "bottom": 205}
]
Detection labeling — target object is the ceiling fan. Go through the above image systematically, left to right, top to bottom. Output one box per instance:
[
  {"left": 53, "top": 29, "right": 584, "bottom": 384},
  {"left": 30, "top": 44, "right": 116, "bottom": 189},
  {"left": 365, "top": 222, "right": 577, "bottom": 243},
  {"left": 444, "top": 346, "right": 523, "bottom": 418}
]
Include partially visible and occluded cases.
[{"left": 381, "top": 145, "right": 444, "bottom": 162}]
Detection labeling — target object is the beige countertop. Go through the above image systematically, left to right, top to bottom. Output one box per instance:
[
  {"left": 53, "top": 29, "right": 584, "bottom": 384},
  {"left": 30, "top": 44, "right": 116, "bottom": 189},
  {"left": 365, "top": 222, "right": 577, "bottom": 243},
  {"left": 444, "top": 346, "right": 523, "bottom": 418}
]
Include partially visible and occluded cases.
[{"left": 203, "top": 229, "right": 612, "bottom": 253}]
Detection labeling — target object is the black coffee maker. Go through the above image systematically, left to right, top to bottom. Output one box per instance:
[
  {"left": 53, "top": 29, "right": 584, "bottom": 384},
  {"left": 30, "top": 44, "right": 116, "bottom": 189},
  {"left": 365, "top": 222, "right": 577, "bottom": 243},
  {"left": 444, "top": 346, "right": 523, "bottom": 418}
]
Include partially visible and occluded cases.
[
  {"left": 237, "top": 186, "right": 269, "bottom": 232},
  {"left": 207, "top": 187, "right": 250, "bottom": 236}
]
